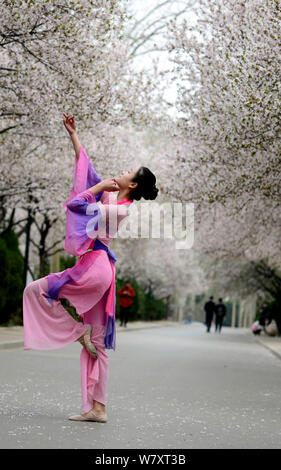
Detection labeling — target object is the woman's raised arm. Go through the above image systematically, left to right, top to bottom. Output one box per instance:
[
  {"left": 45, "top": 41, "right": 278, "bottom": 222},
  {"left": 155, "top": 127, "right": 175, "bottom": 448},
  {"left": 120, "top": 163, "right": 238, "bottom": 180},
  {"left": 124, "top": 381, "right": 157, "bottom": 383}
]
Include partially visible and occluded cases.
[
  {"left": 63, "top": 112, "right": 81, "bottom": 159},
  {"left": 88, "top": 179, "right": 120, "bottom": 195}
]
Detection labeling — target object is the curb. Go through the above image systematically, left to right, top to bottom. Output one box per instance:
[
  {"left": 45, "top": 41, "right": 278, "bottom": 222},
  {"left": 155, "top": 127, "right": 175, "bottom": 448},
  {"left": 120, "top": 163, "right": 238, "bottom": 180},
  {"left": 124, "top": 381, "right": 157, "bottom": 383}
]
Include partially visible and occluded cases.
[
  {"left": 0, "top": 322, "right": 178, "bottom": 351},
  {"left": 255, "top": 337, "right": 281, "bottom": 361},
  {"left": 0, "top": 341, "right": 25, "bottom": 350}
]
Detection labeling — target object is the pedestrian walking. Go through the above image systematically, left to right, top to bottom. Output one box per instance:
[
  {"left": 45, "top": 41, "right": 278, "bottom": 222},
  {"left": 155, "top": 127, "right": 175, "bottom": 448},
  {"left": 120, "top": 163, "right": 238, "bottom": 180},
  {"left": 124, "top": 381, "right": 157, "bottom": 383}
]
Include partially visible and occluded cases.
[
  {"left": 22, "top": 113, "right": 159, "bottom": 423},
  {"left": 118, "top": 282, "right": 136, "bottom": 327},
  {"left": 204, "top": 296, "right": 216, "bottom": 332},
  {"left": 215, "top": 298, "right": 226, "bottom": 333}
]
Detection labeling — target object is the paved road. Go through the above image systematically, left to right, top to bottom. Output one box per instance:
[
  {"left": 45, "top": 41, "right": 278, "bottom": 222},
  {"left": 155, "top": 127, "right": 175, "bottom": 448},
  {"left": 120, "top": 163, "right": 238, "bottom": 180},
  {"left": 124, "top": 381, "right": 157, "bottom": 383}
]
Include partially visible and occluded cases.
[{"left": 0, "top": 323, "right": 280, "bottom": 449}]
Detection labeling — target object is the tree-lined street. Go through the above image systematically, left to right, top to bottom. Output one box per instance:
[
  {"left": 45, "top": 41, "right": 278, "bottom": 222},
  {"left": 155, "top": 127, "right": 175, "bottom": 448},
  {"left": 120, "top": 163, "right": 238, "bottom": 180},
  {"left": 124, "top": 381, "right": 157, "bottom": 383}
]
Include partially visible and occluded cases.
[{"left": 1, "top": 0, "right": 281, "bottom": 452}]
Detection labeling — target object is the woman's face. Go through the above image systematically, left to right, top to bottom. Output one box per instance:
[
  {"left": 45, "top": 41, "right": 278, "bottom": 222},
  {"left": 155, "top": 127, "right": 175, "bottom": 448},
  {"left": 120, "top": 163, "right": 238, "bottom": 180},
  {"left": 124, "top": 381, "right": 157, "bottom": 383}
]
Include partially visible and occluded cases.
[{"left": 115, "top": 166, "right": 140, "bottom": 190}]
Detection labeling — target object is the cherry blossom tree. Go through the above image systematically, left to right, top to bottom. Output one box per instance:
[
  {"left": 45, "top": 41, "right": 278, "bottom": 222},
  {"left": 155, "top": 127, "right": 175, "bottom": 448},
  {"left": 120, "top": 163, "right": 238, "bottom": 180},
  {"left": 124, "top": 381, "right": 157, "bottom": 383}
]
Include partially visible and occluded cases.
[
  {"left": 154, "top": 0, "right": 281, "bottom": 312},
  {"left": 167, "top": 0, "right": 281, "bottom": 205}
]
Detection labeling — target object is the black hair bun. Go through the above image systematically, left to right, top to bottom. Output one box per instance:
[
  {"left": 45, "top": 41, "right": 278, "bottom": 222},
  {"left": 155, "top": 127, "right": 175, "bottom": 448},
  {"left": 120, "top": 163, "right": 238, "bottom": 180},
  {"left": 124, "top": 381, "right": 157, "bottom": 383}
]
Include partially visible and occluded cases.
[
  {"left": 131, "top": 167, "right": 159, "bottom": 201},
  {"left": 143, "top": 184, "right": 159, "bottom": 200}
]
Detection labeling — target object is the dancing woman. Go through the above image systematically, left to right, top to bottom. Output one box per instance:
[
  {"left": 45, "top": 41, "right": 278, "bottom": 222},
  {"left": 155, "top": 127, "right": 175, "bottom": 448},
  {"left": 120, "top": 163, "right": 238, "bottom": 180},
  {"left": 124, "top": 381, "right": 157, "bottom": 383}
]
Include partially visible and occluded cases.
[{"left": 23, "top": 113, "right": 159, "bottom": 423}]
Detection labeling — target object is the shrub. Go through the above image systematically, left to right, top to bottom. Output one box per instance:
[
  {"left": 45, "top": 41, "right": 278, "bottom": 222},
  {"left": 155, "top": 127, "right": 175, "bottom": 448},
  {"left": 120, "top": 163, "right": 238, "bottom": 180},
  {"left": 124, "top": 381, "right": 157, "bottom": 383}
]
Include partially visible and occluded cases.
[{"left": 0, "top": 230, "right": 24, "bottom": 325}]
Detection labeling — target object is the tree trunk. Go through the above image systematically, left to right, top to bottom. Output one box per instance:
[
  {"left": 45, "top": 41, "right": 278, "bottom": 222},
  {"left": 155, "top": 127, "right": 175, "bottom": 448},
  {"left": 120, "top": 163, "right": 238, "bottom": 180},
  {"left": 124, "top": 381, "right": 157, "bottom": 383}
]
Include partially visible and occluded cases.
[{"left": 23, "top": 208, "right": 33, "bottom": 287}]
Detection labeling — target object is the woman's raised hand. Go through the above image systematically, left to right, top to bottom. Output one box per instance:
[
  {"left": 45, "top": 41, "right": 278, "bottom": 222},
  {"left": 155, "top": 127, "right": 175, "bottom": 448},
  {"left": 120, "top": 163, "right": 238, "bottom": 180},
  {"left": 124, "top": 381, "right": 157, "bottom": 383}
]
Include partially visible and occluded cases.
[
  {"left": 63, "top": 112, "right": 76, "bottom": 135},
  {"left": 101, "top": 178, "right": 120, "bottom": 192}
]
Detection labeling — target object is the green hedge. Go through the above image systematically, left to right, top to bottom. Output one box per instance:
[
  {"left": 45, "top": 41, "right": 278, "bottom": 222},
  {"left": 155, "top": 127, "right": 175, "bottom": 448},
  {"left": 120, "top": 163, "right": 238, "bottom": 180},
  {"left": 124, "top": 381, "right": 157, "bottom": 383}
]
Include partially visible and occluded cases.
[{"left": 0, "top": 230, "right": 24, "bottom": 325}]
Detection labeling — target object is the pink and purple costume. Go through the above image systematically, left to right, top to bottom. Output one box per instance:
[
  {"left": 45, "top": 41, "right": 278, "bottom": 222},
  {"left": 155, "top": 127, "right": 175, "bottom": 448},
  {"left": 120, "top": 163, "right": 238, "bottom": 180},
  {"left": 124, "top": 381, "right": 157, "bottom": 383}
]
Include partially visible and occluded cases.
[{"left": 23, "top": 146, "right": 133, "bottom": 412}]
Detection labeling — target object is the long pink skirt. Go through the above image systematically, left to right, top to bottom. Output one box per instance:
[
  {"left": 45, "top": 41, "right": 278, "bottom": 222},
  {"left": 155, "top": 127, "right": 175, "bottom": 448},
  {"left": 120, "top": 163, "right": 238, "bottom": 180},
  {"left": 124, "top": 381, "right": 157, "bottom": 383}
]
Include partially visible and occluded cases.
[{"left": 23, "top": 250, "right": 112, "bottom": 412}]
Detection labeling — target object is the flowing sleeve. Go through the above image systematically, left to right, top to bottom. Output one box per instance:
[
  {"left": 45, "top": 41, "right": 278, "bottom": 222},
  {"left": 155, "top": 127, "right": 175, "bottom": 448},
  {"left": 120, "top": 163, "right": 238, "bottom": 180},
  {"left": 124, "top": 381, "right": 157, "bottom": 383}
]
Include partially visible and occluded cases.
[
  {"left": 62, "top": 145, "right": 104, "bottom": 256},
  {"left": 63, "top": 145, "right": 103, "bottom": 211},
  {"left": 64, "top": 189, "right": 102, "bottom": 256}
]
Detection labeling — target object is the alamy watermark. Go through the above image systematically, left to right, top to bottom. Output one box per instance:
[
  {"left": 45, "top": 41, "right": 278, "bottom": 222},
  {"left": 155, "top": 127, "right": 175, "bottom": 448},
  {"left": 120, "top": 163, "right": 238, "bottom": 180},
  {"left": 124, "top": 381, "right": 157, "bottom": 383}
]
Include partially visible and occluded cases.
[{"left": 85, "top": 193, "right": 194, "bottom": 250}]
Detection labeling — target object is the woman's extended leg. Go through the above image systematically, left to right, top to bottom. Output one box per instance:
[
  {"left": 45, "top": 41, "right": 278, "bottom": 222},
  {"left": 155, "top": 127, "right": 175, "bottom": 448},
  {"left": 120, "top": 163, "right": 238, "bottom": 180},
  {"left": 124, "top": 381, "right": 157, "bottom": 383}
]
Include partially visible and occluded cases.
[{"left": 23, "top": 276, "right": 89, "bottom": 350}]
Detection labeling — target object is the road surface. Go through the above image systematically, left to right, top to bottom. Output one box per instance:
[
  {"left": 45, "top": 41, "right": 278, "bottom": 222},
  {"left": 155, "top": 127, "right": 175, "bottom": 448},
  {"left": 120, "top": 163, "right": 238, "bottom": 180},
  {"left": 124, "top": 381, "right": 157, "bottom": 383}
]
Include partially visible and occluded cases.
[{"left": 0, "top": 323, "right": 280, "bottom": 449}]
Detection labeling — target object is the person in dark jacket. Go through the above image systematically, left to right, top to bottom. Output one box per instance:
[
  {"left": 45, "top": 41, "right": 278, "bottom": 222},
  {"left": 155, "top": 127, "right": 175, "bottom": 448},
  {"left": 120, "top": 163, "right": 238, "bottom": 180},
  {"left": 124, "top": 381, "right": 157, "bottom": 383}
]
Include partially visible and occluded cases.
[
  {"left": 204, "top": 296, "right": 216, "bottom": 332},
  {"left": 215, "top": 298, "right": 226, "bottom": 333}
]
